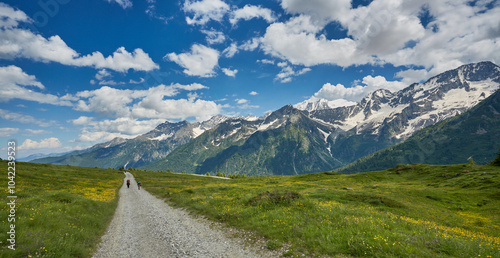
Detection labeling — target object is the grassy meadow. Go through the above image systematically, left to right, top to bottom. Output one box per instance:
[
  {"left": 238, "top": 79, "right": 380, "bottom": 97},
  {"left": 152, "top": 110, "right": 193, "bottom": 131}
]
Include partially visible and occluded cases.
[
  {"left": 0, "top": 161, "right": 123, "bottom": 257},
  {"left": 133, "top": 164, "right": 500, "bottom": 257}
]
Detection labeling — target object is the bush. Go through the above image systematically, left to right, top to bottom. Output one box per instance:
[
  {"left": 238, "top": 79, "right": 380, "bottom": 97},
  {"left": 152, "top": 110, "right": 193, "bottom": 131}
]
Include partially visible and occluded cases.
[
  {"left": 491, "top": 148, "right": 500, "bottom": 166},
  {"left": 248, "top": 190, "right": 301, "bottom": 206}
]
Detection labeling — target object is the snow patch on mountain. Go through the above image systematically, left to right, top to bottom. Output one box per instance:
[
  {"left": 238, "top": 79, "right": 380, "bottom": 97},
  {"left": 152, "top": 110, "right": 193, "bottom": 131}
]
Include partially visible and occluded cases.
[
  {"left": 295, "top": 98, "right": 356, "bottom": 112},
  {"left": 150, "top": 132, "right": 174, "bottom": 141}
]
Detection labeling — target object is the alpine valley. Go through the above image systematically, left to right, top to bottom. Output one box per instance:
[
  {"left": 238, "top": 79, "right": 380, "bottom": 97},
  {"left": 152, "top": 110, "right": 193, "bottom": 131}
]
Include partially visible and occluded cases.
[{"left": 33, "top": 62, "right": 500, "bottom": 175}]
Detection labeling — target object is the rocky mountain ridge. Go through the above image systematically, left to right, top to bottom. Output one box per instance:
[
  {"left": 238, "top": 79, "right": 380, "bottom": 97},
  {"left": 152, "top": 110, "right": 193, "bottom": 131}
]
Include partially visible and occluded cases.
[{"left": 34, "top": 62, "right": 500, "bottom": 174}]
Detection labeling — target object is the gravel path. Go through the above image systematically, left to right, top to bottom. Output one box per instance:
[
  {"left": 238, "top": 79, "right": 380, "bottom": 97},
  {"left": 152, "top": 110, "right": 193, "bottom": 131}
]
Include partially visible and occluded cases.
[{"left": 93, "top": 172, "right": 269, "bottom": 258}]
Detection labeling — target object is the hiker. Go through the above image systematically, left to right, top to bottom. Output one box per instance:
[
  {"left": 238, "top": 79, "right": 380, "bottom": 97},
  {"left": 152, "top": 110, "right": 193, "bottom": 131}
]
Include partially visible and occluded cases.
[
  {"left": 126, "top": 179, "right": 130, "bottom": 188},
  {"left": 137, "top": 181, "right": 141, "bottom": 190}
]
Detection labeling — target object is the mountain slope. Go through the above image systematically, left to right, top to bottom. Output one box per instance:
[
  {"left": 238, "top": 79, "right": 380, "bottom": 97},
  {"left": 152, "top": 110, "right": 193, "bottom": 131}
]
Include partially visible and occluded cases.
[
  {"left": 144, "top": 62, "right": 500, "bottom": 175},
  {"left": 337, "top": 89, "right": 500, "bottom": 173},
  {"left": 143, "top": 105, "right": 343, "bottom": 175},
  {"left": 32, "top": 116, "right": 228, "bottom": 169}
]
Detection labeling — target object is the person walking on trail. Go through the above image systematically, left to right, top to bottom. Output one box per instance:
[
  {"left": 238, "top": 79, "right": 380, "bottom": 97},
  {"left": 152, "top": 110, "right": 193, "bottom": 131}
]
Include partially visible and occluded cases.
[
  {"left": 126, "top": 179, "right": 130, "bottom": 188},
  {"left": 137, "top": 181, "right": 141, "bottom": 190}
]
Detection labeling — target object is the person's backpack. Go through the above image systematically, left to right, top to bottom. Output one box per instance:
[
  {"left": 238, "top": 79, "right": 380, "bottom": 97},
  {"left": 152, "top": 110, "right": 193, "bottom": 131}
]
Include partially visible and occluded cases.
[{"left": 127, "top": 179, "right": 130, "bottom": 184}]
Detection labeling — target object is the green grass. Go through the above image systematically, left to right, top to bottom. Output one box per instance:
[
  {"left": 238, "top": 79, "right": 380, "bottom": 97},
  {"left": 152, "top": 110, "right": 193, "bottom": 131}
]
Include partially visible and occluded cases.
[
  {"left": 0, "top": 161, "right": 123, "bottom": 257},
  {"left": 133, "top": 164, "right": 500, "bottom": 257}
]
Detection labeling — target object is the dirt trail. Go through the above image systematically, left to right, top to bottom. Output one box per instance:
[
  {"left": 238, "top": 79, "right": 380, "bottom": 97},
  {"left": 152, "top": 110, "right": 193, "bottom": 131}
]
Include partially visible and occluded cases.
[{"left": 93, "top": 172, "right": 268, "bottom": 258}]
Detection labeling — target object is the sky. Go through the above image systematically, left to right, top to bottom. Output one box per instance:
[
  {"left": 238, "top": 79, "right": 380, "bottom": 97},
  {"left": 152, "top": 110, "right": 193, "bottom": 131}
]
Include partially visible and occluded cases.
[{"left": 0, "top": 0, "right": 499, "bottom": 159}]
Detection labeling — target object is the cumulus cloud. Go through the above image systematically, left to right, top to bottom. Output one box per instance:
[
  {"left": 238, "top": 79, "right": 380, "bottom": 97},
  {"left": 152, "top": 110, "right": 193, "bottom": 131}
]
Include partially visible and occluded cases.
[
  {"left": 183, "top": 0, "right": 230, "bottom": 25},
  {"left": 258, "top": 0, "right": 500, "bottom": 84},
  {"left": 0, "top": 3, "right": 30, "bottom": 28},
  {"left": 0, "top": 4, "right": 158, "bottom": 72},
  {"left": 230, "top": 5, "right": 277, "bottom": 25},
  {"left": 261, "top": 15, "right": 371, "bottom": 67},
  {"left": 165, "top": 44, "right": 219, "bottom": 77},
  {"left": 0, "top": 65, "right": 73, "bottom": 106},
  {"left": 222, "top": 67, "right": 238, "bottom": 77},
  {"left": 313, "top": 75, "right": 406, "bottom": 102},
  {"left": 72, "top": 82, "right": 221, "bottom": 142},
  {"left": 75, "top": 83, "right": 218, "bottom": 121},
  {"left": 249, "top": 91, "right": 258, "bottom": 95},
  {"left": 75, "top": 117, "right": 166, "bottom": 142},
  {"left": 20, "top": 137, "right": 62, "bottom": 150}
]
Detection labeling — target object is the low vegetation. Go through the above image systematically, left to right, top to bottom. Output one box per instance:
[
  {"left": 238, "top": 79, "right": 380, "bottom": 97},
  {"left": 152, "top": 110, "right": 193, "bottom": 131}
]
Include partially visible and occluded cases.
[
  {"left": 0, "top": 161, "right": 123, "bottom": 257},
  {"left": 134, "top": 163, "right": 500, "bottom": 257}
]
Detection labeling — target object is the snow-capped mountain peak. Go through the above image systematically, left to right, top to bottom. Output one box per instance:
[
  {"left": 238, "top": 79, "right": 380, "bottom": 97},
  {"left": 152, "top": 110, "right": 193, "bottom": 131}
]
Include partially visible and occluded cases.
[{"left": 295, "top": 97, "right": 356, "bottom": 112}]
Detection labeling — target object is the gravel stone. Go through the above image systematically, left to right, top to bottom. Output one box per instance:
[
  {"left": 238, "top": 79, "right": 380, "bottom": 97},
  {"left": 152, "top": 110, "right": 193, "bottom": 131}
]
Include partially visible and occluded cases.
[{"left": 93, "top": 172, "right": 270, "bottom": 258}]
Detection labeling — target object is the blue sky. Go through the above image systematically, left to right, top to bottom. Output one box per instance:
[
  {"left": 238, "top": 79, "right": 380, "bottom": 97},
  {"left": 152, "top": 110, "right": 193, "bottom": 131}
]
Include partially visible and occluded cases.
[{"left": 0, "top": 0, "right": 499, "bottom": 158}]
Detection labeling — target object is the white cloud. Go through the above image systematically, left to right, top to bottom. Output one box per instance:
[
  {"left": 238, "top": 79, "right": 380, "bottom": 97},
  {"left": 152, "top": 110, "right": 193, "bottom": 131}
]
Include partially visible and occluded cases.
[
  {"left": 105, "top": 0, "right": 132, "bottom": 9},
  {"left": 183, "top": 0, "right": 230, "bottom": 25},
  {"left": 258, "top": 0, "right": 500, "bottom": 84},
  {"left": 280, "top": 0, "right": 351, "bottom": 26},
  {"left": 0, "top": 3, "right": 30, "bottom": 28},
  {"left": 0, "top": 5, "right": 158, "bottom": 72},
  {"left": 230, "top": 5, "right": 277, "bottom": 25},
  {"left": 261, "top": 15, "right": 371, "bottom": 67},
  {"left": 201, "top": 29, "right": 226, "bottom": 44},
  {"left": 0, "top": 30, "right": 159, "bottom": 72},
  {"left": 221, "top": 38, "right": 260, "bottom": 58},
  {"left": 239, "top": 38, "right": 260, "bottom": 51},
  {"left": 222, "top": 43, "right": 238, "bottom": 58},
  {"left": 165, "top": 44, "right": 219, "bottom": 77},
  {"left": 258, "top": 59, "right": 274, "bottom": 65},
  {"left": 275, "top": 62, "right": 311, "bottom": 83},
  {"left": 0, "top": 65, "right": 73, "bottom": 106},
  {"left": 222, "top": 67, "right": 238, "bottom": 77},
  {"left": 95, "top": 69, "right": 111, "bottom": 80},
  {"left": 313, "top": 75, "right": 406, "bottom": 102},
  {"left": 129, "top": 78, "right": 145, "bottom": 84},
  {"left": 73, "top": 82, "right": 222, "bottom": 142},
  {"left": 75, "top": 83, "right": 218, "bottom": 121},
  {"left": 249, "top": 91, "right": 258, "bottom": 96},
  {"left": 132, "top": 95, "right": 221, "bottom": 121},
  {"left": 295, "top": 96, "right": 356, "bottom": 110},
  {"left": 235, "top": 98, "right": 248, "bottom": 104},
  {"left": 0, "top": 109, "right": 57, "bottom": 127},
  {"left": 72, "top": 116, "right": 95, "bottom": 126},
  {"left": 76, "top": 117, "right": 165, "bottom": 142},
  {"left": 0, "top": 128, "right": 19, "bottom": 137},
  {"left": 24, "top": 129, "right": 48, "bottom": 136},
  {"left": 20, "top": 137, "right": 62, "bottom": 150}
]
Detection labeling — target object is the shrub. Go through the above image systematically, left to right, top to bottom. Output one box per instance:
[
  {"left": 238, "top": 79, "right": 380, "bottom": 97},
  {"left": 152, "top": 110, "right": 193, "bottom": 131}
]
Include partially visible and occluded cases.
[
  {"left": 491, "top": 148, "right": 500, "bottom": 166},
  {"left": 248, "top": 190, "right": 301, "bottom": 206}
]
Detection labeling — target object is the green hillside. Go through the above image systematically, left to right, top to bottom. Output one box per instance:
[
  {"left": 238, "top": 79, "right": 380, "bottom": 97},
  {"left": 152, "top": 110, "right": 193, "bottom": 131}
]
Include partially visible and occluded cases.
[
  {"left": 338, "top": 90, "right": 500, "bottom": 174},
  {"left": 142, "top": 108, "right": 344, "bottom": 176},
  {"left": 0, "top": 161, "right": 123, "bottom": 257},
  {"left": 134, "top": 163, "right": 500, "bottom": 257}
]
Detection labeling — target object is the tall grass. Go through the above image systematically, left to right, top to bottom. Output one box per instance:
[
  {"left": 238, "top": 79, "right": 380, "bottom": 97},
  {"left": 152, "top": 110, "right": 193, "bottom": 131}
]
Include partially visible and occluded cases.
[
  {"left": 0, "top": 161, "right": 123, "bottom": 257},
  {"left": 134, "top": 164, "right": 500, "bottom": 257}
]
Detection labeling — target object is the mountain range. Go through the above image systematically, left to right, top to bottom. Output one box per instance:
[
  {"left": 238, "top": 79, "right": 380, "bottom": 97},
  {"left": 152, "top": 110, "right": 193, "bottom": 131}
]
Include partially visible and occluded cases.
[
  {"left": 34, "top": 61, "right": 500, "bottom": 175},
  {"left": 337, "top": 89, "right": 500, "bottom": 173}
]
